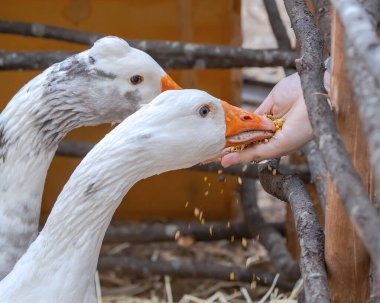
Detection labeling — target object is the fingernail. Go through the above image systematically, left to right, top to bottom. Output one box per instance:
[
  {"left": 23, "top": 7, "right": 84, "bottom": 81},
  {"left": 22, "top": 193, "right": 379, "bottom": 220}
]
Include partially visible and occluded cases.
[{"left": 221, "top": 153, "right": 236, "bottom": 168}]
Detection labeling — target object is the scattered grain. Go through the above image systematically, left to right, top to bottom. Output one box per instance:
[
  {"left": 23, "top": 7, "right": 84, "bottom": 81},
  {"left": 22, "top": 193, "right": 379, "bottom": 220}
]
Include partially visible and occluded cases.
[{"left": 241, "top": 238, "right": 248, "bottom": 248}]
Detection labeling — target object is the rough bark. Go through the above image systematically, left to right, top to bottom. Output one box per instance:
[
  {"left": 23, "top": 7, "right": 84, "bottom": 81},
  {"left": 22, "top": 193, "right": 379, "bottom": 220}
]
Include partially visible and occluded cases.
[
  {"left": 263, "top": 0, "right": 295, "bottom": 75},
  {"left": 264, "top": 0, "right": 292, "bottom": 51},
  {"left": 284, "top": 0, "right": 380, "bottom": 269},
  {"left": 311, "top": 0, "right": 332, "bottom": 57},
  {"left": 330, "top": 0, "right": 380, "bottom": 84},
  {"left": 360, "top": 0, "right": 380, "bottom": 28},
  {"left": 341, "top": 2, "right": 380, "bottom": 302},
  {"left": 342, "top": 9, "right": 380, "bottom": 211},
  {"left": 324, "top": 11, "right": 373, "bottom": 303},
  {"left": 0, "top": 20, "right": 297, "bottom": 68},
  {"left": 0, "top": 50, "right": 297, "bottom": 70},
  {"left": 0, "top": 51, "right": 75, "bottom": 70},
  {"left": 303, "top": 141, "right": 327, "bottom": 211},
  {"left": 258, "top": 162, "right": 330, "bottom": 303},
  {"left": 240, "top": 178, "right": 300, "bottom": 281},
  {"left": 103, "top": 221, "right": 285, "bottom": 243},
  {"left": 98, "top": 256, "right": 294, "bottom": 291},
  {"left": 369, "top": 260, "right": 380, "bottom": 303}
]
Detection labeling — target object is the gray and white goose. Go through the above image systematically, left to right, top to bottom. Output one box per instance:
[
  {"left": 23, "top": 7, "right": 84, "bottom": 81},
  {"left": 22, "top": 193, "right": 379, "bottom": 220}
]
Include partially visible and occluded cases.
[
  {"left": 0, "top": 36, "right": 181, "bottom": 280},
  {"left": 0, "top": 89, "right": 275, "bottom": 303}
]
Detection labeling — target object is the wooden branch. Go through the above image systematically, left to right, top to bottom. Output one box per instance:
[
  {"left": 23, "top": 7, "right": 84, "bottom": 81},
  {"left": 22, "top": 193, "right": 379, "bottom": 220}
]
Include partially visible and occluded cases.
[
  {"left": 263, "top": 0, "right": 295, "bottom": 76},
  {"left": 263, "top": 0, "right": 292, "bottom": 50},
  {"left": 284, "top": 0, "right": 380, "bottom": 270},
  {"left": 311, "top": 0, "right": 332, "bottom": 57},
  {"left": 330, "top": 0, "right": 380, "bottom": 83},
  {"left": 347, "top": 0, "right": 380, "bottom": 194},
  {"left": 361, "top": 0, "right": 380, "bottom": 28},
  {"left": 362, "top": 5, "right": 380, "bottom": 299},
  {"left": 342, "top": 6, "right": 380, "bottom": 301},
  {"left": 324, "top": 12, "right": 373, "bottom": 302},
  {"left": 343, "top": 13, "right": 380, "bottom": 211},
  {"left": 0, "top": 20, "right": 297, "bottom": 68},
  {"left": 0, "top": 20, "right": 101, "bottom": 44},
  {"left": 0, "top": 50, "right": 297, "bottom": 71},
  {"left": 0, "top": 51, "right": 75, "bottom": 70},
  {"left": 56, "top": 140, "right": 310, "bottom": 180},
  {"left": 56, "top": 140, "right": 94, "bottom": 157},
  {"left": 302, "top": 141, "right": 327, "bottom": 210},
  {"left": 193, "top": 162, "right": 310, "bottom": 181},
  {"left": 258, "top": 162, "right": 330, "bottom": 303},
  {"left": 240, "top": 178, "right": 300, "bottom": 281},
  {"left": 104, "top": 221, "right": 285, "bottom": 243},
  {"left": 98, "top": 256, "right": 294, "bottom": 291},
  {"left": 369, "top": 262, "right": 380, "bottom": 303}
]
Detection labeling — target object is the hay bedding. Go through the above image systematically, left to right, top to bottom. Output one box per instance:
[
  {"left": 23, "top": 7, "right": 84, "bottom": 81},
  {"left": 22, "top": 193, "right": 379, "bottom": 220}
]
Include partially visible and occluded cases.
[
  {"left": 99, "top": 179, "right": 292, "bottom": 302},
  {"left": 100, "top": 237, "right": 301, "bottom": 303}
]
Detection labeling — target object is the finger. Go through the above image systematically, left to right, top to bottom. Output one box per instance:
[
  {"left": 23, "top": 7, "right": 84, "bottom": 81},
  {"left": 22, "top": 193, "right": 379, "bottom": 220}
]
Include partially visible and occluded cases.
[
  {"left": 254, "top": 93, "right": 275, "bottom": 115},
  {"left": 221, "top": 118, "right": 312, "bottom": 167},
  {"left": 221, "top": 134, "right": 285, "bottom": 167},
  {"left": 221, "top": 138, "right": 292, "bottom": 167},
  {"left": 201, "top": 152, "right": 224, "bottom": 164},
  {"left": 221, "top": 152, "right": 244, "bottom": 167}
]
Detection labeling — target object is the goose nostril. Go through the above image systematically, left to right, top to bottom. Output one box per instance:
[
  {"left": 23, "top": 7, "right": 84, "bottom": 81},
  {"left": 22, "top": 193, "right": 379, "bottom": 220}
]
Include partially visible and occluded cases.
[{"left": 241, "top": 114, "right": 253, "bottom": 121}]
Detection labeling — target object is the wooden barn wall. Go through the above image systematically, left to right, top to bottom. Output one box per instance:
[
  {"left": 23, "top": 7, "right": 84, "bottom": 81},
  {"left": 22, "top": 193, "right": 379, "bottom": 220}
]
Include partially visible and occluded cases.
[{"left": 0, "top": 0, "right": 242, "bottom": 221}]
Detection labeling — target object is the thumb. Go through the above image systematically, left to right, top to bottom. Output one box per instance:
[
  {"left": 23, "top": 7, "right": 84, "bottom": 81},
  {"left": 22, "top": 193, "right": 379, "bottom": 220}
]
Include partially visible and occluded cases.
[
  {"left": 255, "top": 93, "right": 274, "bottom": 115},
  {"left": 221, "top": 141, "right": 282, "bottom": 167},
  {"left": 221, "top": 151, "right": 254, "bottom": 167}
]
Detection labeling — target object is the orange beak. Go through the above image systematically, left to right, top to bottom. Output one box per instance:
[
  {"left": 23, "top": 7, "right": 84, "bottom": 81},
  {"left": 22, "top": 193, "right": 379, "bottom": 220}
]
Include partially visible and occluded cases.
[
  {"left": 161, "top": 74, "right": 182, "bottom": 92},
  {"left": 222, "top": 101, "right": 276, "bottom": 148}
]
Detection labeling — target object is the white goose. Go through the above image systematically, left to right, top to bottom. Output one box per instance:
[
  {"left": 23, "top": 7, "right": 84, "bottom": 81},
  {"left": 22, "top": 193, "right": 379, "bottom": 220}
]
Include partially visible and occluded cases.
[
  {"left": 0, "top": 36, "right": 181, "bottom": 280},
  {"left": 0, "top": 89, "right": 275, "bottom": 303}
]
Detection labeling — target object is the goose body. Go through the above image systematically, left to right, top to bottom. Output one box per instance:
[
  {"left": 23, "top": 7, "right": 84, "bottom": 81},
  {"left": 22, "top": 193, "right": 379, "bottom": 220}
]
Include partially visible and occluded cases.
[
  {"left": 0, "top": 36, "right": 181, "bottom": 280},
  {"left": 0, "top": 89, "right": 275, "bottom": 303}
]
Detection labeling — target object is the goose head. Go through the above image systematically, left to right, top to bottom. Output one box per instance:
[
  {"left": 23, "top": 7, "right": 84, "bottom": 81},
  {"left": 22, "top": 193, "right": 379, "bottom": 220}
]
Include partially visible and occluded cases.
[
  {"left": 44, "top": 36, "right": 181, "bottom": 126},
  {"left": 125, "top": 89, "right": 275, "bottom": 171}
]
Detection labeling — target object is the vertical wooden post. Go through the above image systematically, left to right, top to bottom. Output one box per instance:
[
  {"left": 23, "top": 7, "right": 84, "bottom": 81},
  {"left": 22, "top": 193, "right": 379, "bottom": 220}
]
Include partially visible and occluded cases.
[{"left": 325, "top": 10, "right": 373, "bottom": 303}]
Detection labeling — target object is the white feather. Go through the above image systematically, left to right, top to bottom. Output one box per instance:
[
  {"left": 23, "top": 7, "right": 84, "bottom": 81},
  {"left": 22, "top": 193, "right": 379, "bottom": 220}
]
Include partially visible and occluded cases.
[
  {"left": 0, "top": 36, "right": 172, "bottom": 283},
  {"left": 0, "top": 89, "right": 226, "bottom": 303}
]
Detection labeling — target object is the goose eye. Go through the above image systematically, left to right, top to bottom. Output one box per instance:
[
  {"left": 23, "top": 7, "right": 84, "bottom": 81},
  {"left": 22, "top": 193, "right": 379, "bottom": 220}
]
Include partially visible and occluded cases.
[
  {"left": 130, "top": 75, "right": 144, "bottom": 85},
  {"left": 198, "top": 105, "right": 210, "bottom": 117}
]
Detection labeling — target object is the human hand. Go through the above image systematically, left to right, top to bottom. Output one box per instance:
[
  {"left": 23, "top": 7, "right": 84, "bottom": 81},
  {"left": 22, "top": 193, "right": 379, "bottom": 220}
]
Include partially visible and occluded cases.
[{"left": 221, "top": 73, "right": 313, "bottom": 167}]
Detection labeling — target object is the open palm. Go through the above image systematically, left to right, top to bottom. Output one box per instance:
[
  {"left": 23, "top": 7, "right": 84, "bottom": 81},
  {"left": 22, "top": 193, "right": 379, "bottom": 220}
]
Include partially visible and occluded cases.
[{"left": 222, "top": 73, "right": 314, "bottom": 167}]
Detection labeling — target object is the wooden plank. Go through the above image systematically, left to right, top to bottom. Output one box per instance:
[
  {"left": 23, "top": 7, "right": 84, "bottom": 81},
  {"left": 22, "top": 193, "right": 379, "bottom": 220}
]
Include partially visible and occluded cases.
[{"left": 324, "top": 11, "right": 372, "bottom": 302}]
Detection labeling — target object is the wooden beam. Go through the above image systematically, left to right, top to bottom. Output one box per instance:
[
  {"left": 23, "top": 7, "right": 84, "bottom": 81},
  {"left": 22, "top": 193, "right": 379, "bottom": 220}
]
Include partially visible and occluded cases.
[{"left": 325, "top": 11, "right": 373, "bottom": 302}]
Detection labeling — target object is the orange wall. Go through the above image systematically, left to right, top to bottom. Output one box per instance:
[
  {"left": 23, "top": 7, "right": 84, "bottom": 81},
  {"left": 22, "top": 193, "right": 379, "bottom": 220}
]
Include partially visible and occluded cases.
[{"left": 0, "top": 0, "right": 241, "bottom": 221}]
